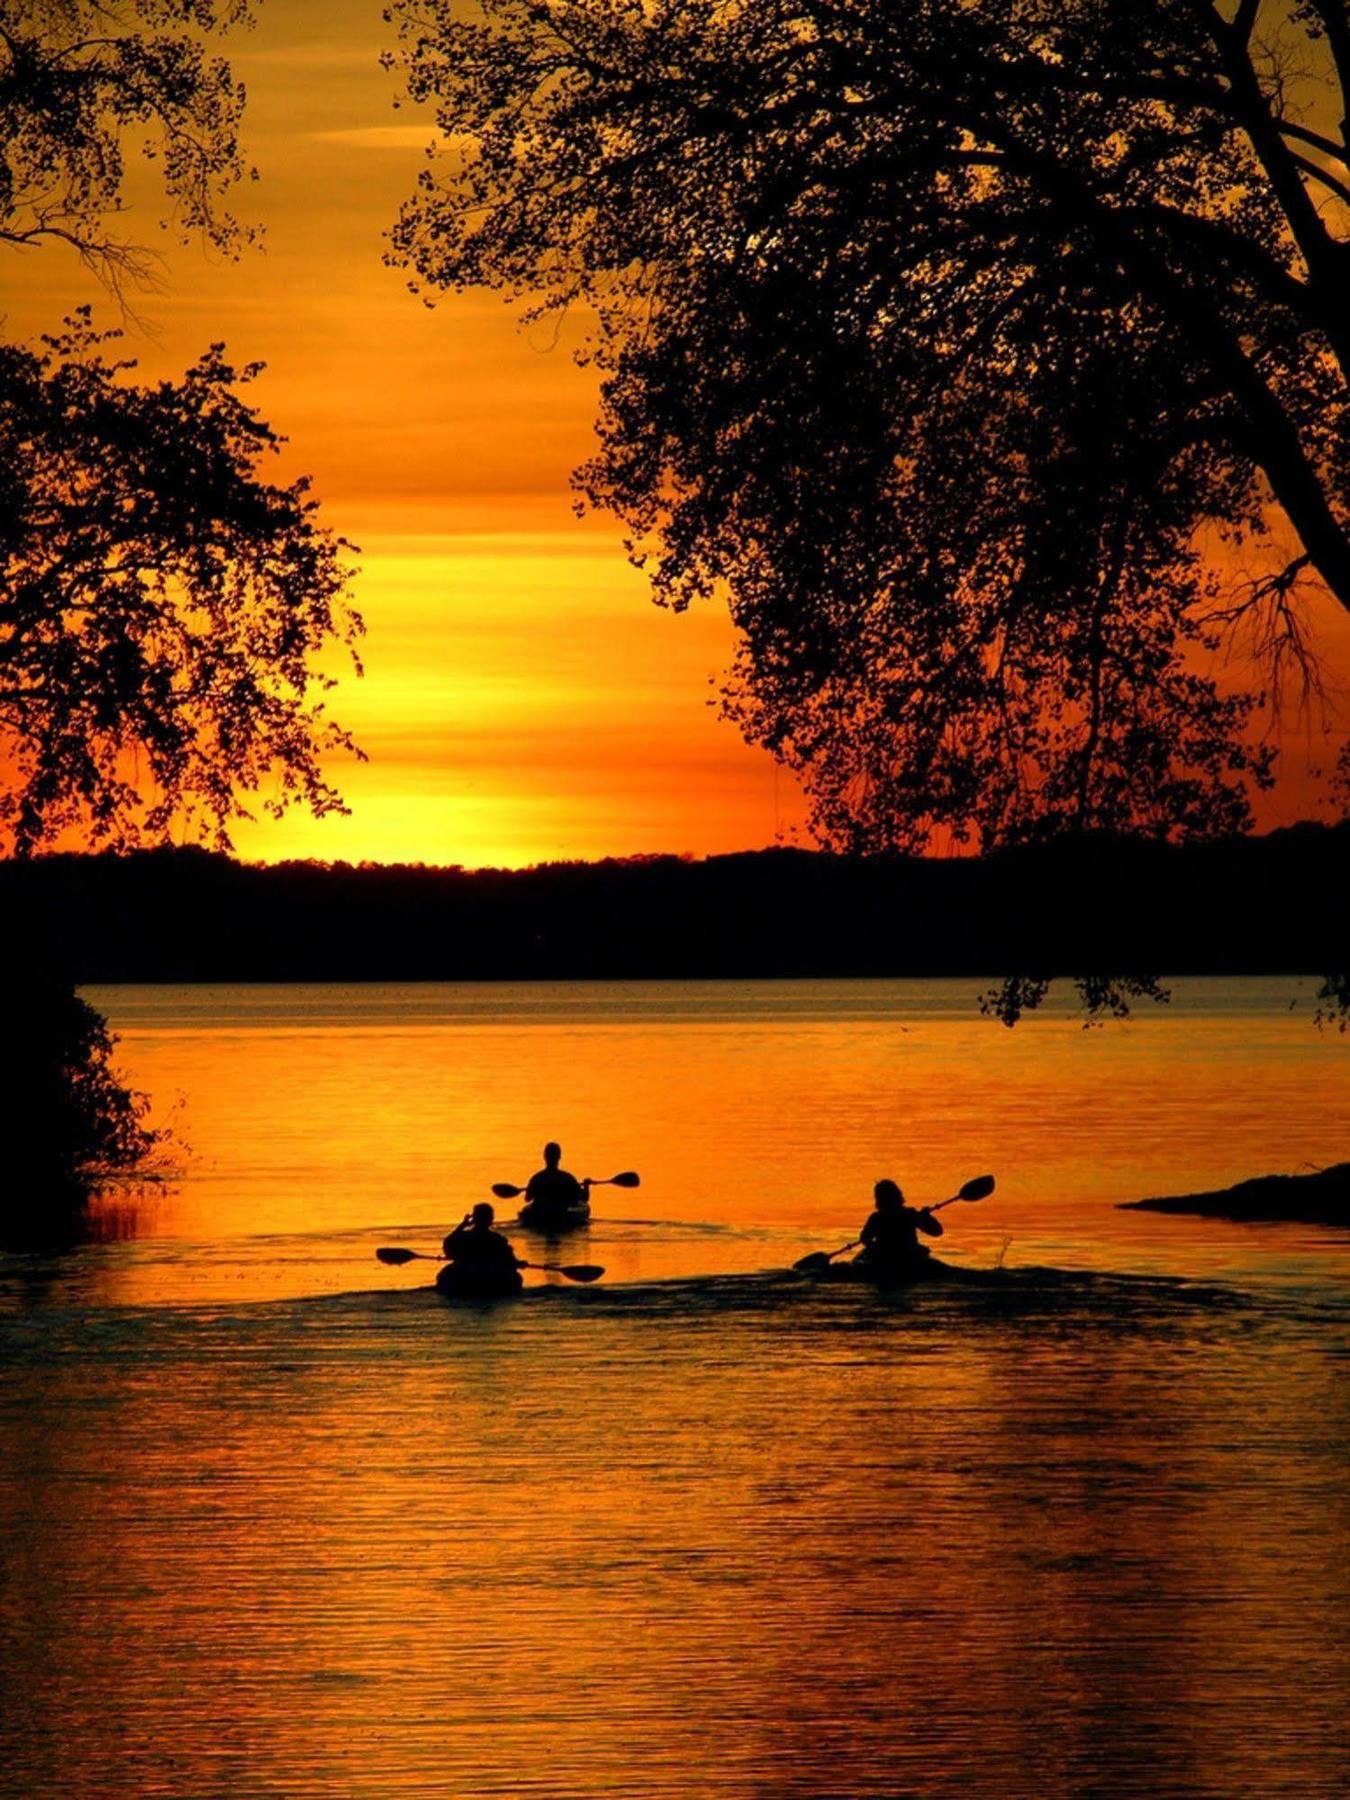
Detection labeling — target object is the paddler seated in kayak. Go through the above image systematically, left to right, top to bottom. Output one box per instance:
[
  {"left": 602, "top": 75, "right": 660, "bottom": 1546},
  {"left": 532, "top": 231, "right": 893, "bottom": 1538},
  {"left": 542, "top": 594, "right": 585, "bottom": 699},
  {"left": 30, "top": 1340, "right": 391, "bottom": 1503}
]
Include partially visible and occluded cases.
[
  {"left": 524, "top": 1141, "right": 587, "bottom": 1214},
  {"left": 858, "top": 1179, "right": 944, "bottom": 1273},
  {"left": 441, "top": 1202, "right": 522, "bottom": 1275}
]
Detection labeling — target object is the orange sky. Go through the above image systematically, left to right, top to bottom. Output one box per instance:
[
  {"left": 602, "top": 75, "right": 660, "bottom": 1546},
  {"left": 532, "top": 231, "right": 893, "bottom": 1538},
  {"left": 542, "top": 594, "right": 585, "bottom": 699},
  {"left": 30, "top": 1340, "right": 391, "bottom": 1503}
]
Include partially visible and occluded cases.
[
  {"left": 3, "top": 3, "right": 806, "bottom": 868},
  {"left": 4, "top": 3, "right": 1345, "bottom": 865}
]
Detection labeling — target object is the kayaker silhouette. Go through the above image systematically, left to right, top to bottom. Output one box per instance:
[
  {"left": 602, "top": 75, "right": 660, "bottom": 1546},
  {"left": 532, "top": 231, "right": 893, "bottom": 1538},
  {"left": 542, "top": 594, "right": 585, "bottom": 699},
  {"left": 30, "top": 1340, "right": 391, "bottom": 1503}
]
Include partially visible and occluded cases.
[
  {"left": 525, "top": 1141, "right": 586, "bottom": 1214},
  {"left": 858, "top": 1179, "right": 944, "bottom": 1274},
  {"left": 438, "top": 1202, "right": 524, "bottom": 1297}
]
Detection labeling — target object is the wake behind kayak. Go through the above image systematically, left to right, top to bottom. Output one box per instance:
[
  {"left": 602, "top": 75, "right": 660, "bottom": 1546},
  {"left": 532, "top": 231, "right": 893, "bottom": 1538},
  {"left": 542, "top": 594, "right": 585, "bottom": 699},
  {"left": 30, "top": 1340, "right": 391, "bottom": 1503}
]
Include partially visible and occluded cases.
[{"left": 803, "top": 1255, "right": 999, "bottom": 1289}]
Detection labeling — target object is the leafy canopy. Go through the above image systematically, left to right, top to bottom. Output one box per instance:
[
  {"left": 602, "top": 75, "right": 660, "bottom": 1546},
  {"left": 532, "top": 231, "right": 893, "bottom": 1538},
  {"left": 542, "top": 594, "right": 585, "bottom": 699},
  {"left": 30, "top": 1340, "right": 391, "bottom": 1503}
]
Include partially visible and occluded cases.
[
  {"left": 1, "top": 0, "right": 257, "bottom": 291},
  {"left": 386, "top": 0, "right": 1350, "bottom": 864},
  {"left": 1, "top": 1, "right": 362, "bottom": 856},
  {"left": 0, "top": 314, "right": 361, "bottom": 854}
]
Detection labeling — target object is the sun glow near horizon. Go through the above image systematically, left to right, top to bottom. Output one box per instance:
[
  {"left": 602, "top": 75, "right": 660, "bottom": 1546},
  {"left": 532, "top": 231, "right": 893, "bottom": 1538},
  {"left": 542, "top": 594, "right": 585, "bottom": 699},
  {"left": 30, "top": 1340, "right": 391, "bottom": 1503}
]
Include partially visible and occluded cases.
[{"left": 223, "top": 521, "right": 804, "bottom": 869}]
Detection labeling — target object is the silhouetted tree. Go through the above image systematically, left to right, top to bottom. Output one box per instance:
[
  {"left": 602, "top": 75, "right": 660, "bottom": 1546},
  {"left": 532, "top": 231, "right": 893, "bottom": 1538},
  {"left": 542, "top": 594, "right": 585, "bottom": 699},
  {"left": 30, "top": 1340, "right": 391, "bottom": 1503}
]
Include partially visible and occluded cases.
[
  {"left": 1, "top": 0, "right": 255, "bottom": 294},
  {"left": 386, "top": 0, "right": 1350, "bottom": 837},
  {"left": 387, "top": 0, "right": 1350, "bottom": 1017},
  {"left": 2, "top": 1, "right": 361, "bottom": 1184},
  {"left": 2, "top": 1, "right": 361, "bottom": 851},
  {"left": 0, "top": 315, "right": 361, "bottom": 854},
  {"left": 2, "top": 976, "right": 159, "bottom": 1221}
]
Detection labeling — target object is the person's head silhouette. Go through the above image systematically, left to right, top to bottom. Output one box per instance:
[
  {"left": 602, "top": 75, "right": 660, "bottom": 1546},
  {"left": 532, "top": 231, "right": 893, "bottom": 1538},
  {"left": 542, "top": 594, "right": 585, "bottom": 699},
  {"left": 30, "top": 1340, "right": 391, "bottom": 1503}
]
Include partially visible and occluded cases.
[
  {"left": 543, "top": 1142, "right": 562, "bottom": 1168},
  {"left": 874, "top": 1179, "right": 905, "bottom": 1212},
  {"left": 472, "top": 1201, "right": 495, "bottom": 1227}
]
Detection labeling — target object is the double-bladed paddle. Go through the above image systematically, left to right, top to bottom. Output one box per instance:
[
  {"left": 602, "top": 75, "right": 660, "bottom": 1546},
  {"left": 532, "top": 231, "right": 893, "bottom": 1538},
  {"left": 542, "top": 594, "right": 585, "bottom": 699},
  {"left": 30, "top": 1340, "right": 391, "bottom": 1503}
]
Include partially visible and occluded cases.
[
  {"left": 491, "top": 1170, "right": 640, "bottom": 1201},
  {"left": 792, "top": 1173, "right": 996, "bottom": 1274},
  {"left": 375, "top": 1246, "right": 604, "bottom": 1282}
]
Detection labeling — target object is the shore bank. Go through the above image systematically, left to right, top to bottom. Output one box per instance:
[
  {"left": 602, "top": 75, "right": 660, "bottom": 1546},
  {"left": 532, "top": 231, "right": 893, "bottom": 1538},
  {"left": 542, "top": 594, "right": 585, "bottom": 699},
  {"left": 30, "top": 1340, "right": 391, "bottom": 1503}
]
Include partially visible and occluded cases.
[{"left": 1121, "top": 1162, "right": 1350, "bottom": 1226}]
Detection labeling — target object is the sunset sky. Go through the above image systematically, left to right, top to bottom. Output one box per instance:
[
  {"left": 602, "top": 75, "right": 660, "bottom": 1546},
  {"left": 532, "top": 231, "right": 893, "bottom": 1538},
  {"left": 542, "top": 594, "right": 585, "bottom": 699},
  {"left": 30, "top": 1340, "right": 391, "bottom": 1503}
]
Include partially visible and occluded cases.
[
  {"left": 6, "top": 2, "right": 1346, "bottom": 867},
  {"left": 6, "top": 2, "right": 806, "bottom": 868}
]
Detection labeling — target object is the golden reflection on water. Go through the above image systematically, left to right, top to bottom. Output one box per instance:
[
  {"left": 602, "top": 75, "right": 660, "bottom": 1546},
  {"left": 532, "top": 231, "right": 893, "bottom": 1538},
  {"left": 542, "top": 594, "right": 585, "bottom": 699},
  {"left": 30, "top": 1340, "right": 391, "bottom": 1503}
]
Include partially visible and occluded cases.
[
  {"left": 58, "top": 977, "right": 1350, "bottom": 1304},
  {"left": 1, "top": 980, "right": 1347, "bottom": 1798},
  {"left": 2, "top": 1284, "right": 1346, "bottom": 1798}
]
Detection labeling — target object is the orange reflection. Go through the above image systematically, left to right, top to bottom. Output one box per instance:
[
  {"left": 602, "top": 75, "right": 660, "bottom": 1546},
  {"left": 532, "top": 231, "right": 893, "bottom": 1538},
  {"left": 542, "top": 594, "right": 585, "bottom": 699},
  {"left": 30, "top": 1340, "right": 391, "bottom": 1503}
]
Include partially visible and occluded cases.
[
  {"left": 46, "top": 977, "right": 1349, "bottom": 1310},
  {"left": 1, "top": 1212, "right": 1345, "bottom": 1798}
]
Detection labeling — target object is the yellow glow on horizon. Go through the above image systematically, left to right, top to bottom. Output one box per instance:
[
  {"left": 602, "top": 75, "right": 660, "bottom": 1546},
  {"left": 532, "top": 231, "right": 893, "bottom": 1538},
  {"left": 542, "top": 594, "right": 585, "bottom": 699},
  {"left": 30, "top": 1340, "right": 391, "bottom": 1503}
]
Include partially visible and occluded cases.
[{"left": 225, "top": 527, "right": 804, "bottom": 868}]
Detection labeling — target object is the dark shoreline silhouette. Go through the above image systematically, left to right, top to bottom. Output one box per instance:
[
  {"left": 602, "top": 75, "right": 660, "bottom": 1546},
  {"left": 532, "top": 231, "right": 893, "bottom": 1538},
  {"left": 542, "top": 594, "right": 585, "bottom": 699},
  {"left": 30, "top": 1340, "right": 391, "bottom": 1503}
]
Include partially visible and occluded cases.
[
  {"left": 3, "top": 822, "right": 1346, "bottom": 986},
  {"left": 1121, "top": 1164, "right": 1350, "bottom": 1228}
]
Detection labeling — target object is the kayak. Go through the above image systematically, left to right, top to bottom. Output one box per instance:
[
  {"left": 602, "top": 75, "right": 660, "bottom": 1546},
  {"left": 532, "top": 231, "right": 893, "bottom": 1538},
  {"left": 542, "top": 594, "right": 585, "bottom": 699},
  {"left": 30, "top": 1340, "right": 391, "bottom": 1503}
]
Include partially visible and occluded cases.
[
  {"left": 517, "top": 1199, "right": 591, "bottom": 1232},
  {"left": 434, "top": 1263, "right": 524, "bottom": 1302}
]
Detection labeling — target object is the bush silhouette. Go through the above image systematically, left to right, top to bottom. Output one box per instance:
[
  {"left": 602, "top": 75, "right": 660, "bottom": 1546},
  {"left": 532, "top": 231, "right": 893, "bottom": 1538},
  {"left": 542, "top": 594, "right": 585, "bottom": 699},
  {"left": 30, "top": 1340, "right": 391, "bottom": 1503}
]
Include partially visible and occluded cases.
[{"left": 2, "top": 976, "right": 159, "bottom": 1214}]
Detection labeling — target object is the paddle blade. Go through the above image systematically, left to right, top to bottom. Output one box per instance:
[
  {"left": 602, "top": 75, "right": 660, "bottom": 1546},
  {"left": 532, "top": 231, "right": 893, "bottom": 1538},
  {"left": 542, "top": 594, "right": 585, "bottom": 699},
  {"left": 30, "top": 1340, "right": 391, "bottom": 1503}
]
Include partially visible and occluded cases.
[
  {"left": 610, "top": 1170, "right": 641, "bottom": 1188},
  {"left": 959, "top": 1174, "right": 996, "bottom": 1202},
  {"left": 492, "top": 1182, "right": 525, "bottom": 1199},
  {"left": 376, "top": 1246, "right": 422, "bottom": 1265},
  {"left": 793, "top": 1251, "right": 834, "bottom": 1273}
]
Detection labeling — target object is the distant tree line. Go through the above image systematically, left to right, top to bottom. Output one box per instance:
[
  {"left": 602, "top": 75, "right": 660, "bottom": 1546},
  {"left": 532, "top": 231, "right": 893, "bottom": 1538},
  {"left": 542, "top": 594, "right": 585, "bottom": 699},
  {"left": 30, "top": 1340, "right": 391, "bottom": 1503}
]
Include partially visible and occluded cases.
[{"left": 7, "top": 830, "right": 1346, "bottom": 1021}]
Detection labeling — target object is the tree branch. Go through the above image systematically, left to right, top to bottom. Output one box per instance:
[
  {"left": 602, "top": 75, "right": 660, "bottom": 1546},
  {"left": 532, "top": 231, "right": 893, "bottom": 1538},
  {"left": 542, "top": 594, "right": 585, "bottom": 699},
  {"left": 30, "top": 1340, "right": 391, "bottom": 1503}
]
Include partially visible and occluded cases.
[{"left": 1302, "top": 0, "right": 1350, "bottom": 149}]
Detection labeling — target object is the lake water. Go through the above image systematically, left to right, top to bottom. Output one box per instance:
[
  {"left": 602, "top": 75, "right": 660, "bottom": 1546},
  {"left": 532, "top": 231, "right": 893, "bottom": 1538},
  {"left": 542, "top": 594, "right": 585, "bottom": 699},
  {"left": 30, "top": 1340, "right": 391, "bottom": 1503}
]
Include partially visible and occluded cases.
[{"left": 1, "top": 978, "right": 1346, "bottom": 1797}]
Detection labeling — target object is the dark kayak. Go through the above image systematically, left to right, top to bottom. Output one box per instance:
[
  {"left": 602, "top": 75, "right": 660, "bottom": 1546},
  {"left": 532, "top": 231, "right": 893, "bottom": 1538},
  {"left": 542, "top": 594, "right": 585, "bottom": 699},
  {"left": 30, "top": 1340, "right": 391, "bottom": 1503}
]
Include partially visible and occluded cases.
[
  {"left": 517, "top": 1199, "right": 591, "bottom": 1232},
  {"left": 434, "top": 1263, "right": 524, "bottom": 1302}
]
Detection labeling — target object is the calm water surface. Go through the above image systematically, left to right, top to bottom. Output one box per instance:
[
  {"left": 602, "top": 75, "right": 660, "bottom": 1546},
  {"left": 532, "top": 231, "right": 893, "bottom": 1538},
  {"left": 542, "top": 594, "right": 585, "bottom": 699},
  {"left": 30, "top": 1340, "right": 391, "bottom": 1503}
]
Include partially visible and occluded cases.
[{"left": 1, "top": 979, "right": 1346, "bottom": 1797}]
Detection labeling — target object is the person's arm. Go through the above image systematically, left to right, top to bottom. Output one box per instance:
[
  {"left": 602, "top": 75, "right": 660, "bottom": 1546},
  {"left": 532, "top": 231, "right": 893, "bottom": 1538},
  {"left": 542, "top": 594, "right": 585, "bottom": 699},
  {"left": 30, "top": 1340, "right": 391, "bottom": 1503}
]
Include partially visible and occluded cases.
[
  {"left": 916, "top": 1209, "right": 944, "bottom": 1238},
  {"left": 860, "top": 1212, "right": 880, "bottom": 1246},
  {"left": 442, "top": 1218, "right": 472, "bottom": 1257}
]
